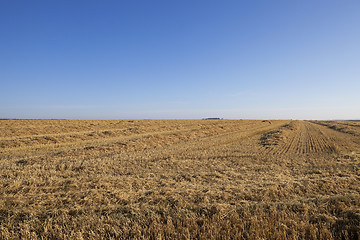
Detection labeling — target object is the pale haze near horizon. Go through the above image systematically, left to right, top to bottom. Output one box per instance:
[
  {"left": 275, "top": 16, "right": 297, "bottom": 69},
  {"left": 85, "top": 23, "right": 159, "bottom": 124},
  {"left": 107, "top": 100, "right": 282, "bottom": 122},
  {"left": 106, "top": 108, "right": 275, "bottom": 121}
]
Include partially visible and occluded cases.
[{"left": 1, "top": 1, "right": 359, "bottom": 120}]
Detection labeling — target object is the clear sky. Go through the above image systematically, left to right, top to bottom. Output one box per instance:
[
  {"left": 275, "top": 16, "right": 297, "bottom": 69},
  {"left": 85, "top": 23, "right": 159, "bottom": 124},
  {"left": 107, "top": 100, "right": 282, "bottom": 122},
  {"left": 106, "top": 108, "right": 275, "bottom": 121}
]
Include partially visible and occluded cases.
[{"left": 1, "top": 1, "right": 359, "bottom": 119}]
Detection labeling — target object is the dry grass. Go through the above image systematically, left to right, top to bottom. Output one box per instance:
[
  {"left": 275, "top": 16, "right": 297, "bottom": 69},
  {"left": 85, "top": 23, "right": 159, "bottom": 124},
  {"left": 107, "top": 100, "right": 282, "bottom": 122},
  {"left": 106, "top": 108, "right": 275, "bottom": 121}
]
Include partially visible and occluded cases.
[{"left": 0, "top": 119, "right": 359, "bottom": 239}]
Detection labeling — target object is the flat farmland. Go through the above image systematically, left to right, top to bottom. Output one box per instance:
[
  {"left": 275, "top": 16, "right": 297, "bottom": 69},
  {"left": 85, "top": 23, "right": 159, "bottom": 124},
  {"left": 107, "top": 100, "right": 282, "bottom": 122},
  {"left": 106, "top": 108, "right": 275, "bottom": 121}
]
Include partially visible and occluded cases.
[{"left": 0, "top": 120, "right": 359, "bottom": 239}]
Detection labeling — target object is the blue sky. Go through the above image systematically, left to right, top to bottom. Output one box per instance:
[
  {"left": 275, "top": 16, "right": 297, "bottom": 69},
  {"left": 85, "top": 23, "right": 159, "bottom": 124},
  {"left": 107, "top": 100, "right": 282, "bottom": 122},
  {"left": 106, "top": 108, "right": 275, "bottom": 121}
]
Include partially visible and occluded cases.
[{"left": 1, "top": 1, "right": 359, "bottom": 119}]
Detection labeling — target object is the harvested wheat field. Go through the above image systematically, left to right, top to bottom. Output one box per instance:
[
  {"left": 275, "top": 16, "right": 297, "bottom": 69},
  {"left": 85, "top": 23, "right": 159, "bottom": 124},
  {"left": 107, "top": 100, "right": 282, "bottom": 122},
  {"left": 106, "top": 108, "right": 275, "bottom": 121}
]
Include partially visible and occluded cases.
[{"left": 0, "top": 119, "right": 359, "bottom": 239}]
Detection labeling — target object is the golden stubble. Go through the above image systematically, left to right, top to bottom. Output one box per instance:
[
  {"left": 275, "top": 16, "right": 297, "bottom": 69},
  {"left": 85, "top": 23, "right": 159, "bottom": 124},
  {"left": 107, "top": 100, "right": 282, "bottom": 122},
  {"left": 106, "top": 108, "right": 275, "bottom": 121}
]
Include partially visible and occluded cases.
[{"left": 0, "top": 119, "right": 359, "bottom": 239}]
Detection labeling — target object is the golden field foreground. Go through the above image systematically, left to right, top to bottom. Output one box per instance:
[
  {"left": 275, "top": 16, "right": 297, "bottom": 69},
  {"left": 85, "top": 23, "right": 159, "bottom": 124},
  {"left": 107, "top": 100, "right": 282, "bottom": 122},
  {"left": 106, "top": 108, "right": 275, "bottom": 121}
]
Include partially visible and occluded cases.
[{"left": 0, "top": 119, "right": 359, "bottom": 239}]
